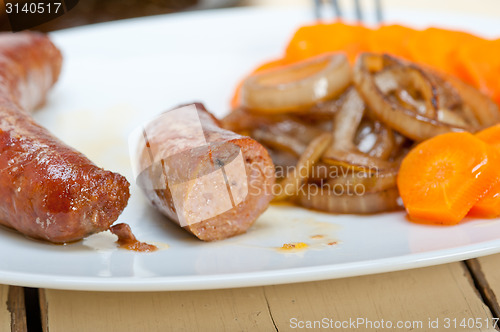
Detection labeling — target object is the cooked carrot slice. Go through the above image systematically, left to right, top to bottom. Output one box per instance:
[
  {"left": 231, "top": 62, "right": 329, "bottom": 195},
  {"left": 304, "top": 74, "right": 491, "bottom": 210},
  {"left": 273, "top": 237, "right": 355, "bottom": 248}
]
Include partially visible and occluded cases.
[
  {"left": 285, "top": 22, "right": 370, "bottom": 63},
  {"left": 230, "top": 23, "right": 500, "bottom": 111},
  {"left": 367, "top": 25, "right": 416, "bottom": 60},
  {"left": 407, "top": 27, "right": 480, "bottom": 76},
  {"left": 457, "top": 39, "right": 500, "bottom": 105},
  {"left": 476, "top": 123, "right": 500, "bottom": 150},
  {"left": 469, "top": 124, "right": 500, "bottom": 218},
  {"left": 397, "top": 132, "right": 500, "bottom": 225},
  {"left": 469, "top": 181, "right": 500, "bottom": 218}
]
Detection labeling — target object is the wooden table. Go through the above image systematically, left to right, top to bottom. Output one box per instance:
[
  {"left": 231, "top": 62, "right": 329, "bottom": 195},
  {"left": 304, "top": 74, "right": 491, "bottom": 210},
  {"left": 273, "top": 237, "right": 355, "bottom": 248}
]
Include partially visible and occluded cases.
[
  {"left": 2, "top": 0, "right": 500, "bottom": 331},
  {"left": 1, "top": 256, "right": 499, "bottom": 331}
]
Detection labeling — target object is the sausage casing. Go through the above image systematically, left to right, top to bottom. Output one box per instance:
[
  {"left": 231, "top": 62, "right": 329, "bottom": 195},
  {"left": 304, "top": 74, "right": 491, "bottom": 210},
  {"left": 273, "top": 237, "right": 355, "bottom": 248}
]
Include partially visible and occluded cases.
[{"left": 0, "top": 32, "right": 130, "bottom": 243}]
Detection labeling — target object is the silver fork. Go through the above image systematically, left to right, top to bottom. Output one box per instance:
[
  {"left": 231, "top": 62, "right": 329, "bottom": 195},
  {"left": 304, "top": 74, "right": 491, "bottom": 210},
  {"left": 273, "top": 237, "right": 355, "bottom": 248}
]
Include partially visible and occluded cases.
[{"left": 313, "top": 0, "right": 383, "bottom": 23}]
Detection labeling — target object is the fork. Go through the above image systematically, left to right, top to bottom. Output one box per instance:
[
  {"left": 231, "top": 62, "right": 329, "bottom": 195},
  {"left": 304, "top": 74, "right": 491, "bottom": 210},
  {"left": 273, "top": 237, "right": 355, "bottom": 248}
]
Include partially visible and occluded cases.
[{"left": 313, "top": 0, "right": 383, "bottom": 23}]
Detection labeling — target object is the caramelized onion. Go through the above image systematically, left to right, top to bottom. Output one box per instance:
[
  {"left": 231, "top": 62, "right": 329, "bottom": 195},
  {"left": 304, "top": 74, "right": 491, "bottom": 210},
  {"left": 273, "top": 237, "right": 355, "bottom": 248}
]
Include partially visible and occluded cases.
[
  {"left": 223, "top": 52, "right": 500, "bottom": 215},
  {"left": 354, "top": 53, "right": 477, "bottom": 141},
  {"left": 241, "top": 54, "right": 352, "bottom": 113},
  {"left": 446, "top": 74, "right": 500, "bottom": 128},
  {"left": 321, "top": 89, "right": 400, "bottom": 171},
  {"left": 222, "top": 108, "right": 325, "bottom": 143},
  {"left": 355, "top": 119, "right": 395, "bottom": 160},
  {"left": 253, "top": 128, "right": 306, "bottom": 157},
  {"left": 274, "top": 133, "right": 332, "bottom": 201},
  {"left": 326, "top": 168, "right": 398, "bottom": 193},
  {"left": 296, "top": 186, "right": 402, "bottom": 214}
]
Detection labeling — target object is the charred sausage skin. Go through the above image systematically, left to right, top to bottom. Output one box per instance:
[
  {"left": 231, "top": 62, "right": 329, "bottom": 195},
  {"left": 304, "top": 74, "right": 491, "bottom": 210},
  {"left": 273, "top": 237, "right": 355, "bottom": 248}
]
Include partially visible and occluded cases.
[{"left": 0, "top": 32, "right": 130, "bottom": 243}]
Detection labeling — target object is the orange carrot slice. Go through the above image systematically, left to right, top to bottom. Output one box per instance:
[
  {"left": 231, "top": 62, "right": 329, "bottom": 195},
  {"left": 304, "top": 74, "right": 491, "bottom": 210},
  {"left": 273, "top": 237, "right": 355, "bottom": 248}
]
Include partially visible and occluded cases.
[
  {"left": 229, "top": 22, "right": 500, "bottom": 110},
  {"left": 285, "top": 22, "right": 370, "bottom": 63},
  {"left": 367, "top": 24, "right": 416, "bottom": 60},
  {"left": 407, "top": 27, "right": 480, "bottom": 76},
  {"left": 457, "top": 38, "right": 500, "bottom": 105},
  {"left": 476, "top": 123, "right": 500, "bottom": 150},
  {"left": 469, "top": 124, "right": 500, "bottom": 218},
  {"left": 397, "top": 132, "right": 500, "bottom": 225}
]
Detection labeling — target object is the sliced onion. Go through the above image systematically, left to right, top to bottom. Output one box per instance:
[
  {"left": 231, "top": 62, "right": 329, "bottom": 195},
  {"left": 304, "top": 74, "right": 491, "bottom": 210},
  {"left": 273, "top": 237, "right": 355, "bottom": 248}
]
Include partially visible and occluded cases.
[
  {"left": 241, "top": 53, "right": 352, "bottom": 113},
  {"left": 354, "top": 53, "right": 472, "bottom": 141},
  {"left": 376, "top": 66, "right": 437, "bottom": 118},
  {"left": 446, "top": 74, "right": 500, "bottom": 129},
  {"left": 320, "top": 89, "right": 400, "bottom": 172},
  {"left": 294, "top": 98, "right": 343, "bottom": 122},
  {"left": 221, "top": 107, "right": 287, "bottom": 132},
  {"left": 222, "top": 108, "right": 325, "bottom": 143},
  {"left": 436, "top": 108, "right": 468, "bottom": 127},
  {"left": 355, "top": 119, "right": 395, "bottom": 160},
  {"left": 252, "top": 128, "right": 306, "bottom": 157},
  {"left": 274, "top": 133, "right": 332, "bottom": 201},
  {"left": 267, "top": 148, "right": 298, "bottom": 170},
  {"left": 322, "top": 149, "right": 396, "bottom": 172},
  {"left": 326, "top": 168, "right": 398, "bottom": 193},
  {"left": 295, "top": 186, "right": 402, "bottom": 214}
]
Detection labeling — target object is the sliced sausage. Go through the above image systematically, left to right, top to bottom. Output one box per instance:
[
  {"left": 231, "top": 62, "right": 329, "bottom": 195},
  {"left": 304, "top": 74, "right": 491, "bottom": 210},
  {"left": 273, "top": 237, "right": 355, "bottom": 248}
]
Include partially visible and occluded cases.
[{"left": 134, "top": 103, "right": 275, "bottom": 241}]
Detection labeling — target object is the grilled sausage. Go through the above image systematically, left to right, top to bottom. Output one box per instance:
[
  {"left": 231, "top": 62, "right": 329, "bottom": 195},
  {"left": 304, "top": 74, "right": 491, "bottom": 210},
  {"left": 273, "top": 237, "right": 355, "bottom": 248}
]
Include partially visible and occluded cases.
[
  {"left": 0, "top": 32, "right": 130, "bottom": 243},
  {"left": 134, "top": 103, "right": 275, "bottom": 241}
]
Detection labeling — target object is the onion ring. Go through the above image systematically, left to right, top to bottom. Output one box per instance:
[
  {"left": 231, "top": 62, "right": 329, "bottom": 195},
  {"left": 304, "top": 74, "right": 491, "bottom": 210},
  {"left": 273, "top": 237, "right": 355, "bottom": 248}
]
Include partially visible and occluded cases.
[
  {"left": 241, "top": 53, "right": 351, "bottom": 113},
  {"left": 354, "top": 53, "right": 478, "bottom": 141},
  {"left": 445, "top": 74, "right": 500, "bottom": 128},
  {"left": 321, "top": 89, "right": 400, "bottom": 172},
  {"left": 274, "top": 133, "right": 332, "bottom": 201},
  {"left": 326, "top": 168, "right": 398, "bottom": 193},
  {"left": 295, "top": 186, "right": 402, "bottom": 214}
]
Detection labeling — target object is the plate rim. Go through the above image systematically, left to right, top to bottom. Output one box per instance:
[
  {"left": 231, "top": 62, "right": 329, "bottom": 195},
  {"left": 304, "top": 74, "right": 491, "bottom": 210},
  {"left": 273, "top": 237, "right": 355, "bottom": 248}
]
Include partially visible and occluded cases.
[{"left": 2, "top": 239, "right": 500, "bottom": 291}]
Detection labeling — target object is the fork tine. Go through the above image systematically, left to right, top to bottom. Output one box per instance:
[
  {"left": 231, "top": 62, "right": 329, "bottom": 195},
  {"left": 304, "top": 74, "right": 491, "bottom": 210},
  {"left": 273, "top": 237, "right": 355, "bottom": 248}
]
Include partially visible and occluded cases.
[
  {"left": 313, "top": 0, "right": 322, "bottom": 19},
  {"left": 314, "top": 0, "right": 382, "bottom": 23},
  {"left": 330, "top": 0, "right": 343, "bottom": 20},
  {"left": 353, "top": 0, "right": 363, "bottom": 21},
  {"left": 374, "top": 0, "right": 383, "bottom": 23}
]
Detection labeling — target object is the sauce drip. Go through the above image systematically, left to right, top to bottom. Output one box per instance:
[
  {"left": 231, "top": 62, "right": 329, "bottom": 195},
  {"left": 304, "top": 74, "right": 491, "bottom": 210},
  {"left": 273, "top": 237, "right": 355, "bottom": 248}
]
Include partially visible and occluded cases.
[
  {"left": 110, "top": 223, "right": 158, "bottom": 252},
  {"left": 279, "top": 242, "right": 309, "bottom": 251}
]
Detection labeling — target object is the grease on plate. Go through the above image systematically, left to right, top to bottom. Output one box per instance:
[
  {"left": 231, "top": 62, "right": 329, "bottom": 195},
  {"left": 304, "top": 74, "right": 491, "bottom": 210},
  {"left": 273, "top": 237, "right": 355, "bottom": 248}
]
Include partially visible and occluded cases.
[
  {"left": 236, "top": 206, "right": 341, "bottom": 253},
  {"left": 110, "top": 223, "right": 158, "bottom": 252},
  {"left": 83, "top": 228, "right": 168, "bottom": 252},
  {"left": 278, "top": 242, "right": 309, "bottom": 252}
]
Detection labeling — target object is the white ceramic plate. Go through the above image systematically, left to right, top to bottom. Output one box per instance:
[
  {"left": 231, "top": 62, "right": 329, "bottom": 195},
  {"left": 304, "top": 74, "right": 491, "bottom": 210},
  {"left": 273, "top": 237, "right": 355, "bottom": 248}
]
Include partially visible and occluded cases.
[{"left": 2, "top": 6, "right": 500, "bottom": 291}]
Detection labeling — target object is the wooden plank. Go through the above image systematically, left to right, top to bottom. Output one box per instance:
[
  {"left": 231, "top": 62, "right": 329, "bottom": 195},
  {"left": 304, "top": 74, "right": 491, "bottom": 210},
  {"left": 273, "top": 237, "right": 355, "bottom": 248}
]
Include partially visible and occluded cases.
[
  {"left": 469, "top": 254, "right": 500, "bottom": 319},
  {"left": 41, "top": 262, "right": 496, "bottom": 332},
  {"left": 263, "top": 263, "right": 496, "bottom": 331},
  {"left": 0, "top": 285, "right": 10, "bottom": 332},
  {"left": 0, "top": 286, "right": 27, "bottom": 332},
  {"left": 7, "top": 287, "right": 27, "bottom": 332},
  {"left": 40, "top": 287, "right": 276, "bottom": 332}
]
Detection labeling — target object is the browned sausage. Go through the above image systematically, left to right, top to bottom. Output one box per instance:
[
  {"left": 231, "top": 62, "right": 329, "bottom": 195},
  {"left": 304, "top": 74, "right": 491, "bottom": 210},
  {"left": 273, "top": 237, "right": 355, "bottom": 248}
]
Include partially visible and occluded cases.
[
  {"left": 0, "top": 32, "right": 130, "bottom": 243},
  {"left": 134, "top": 103, "right": 275, "bottom": 241}
]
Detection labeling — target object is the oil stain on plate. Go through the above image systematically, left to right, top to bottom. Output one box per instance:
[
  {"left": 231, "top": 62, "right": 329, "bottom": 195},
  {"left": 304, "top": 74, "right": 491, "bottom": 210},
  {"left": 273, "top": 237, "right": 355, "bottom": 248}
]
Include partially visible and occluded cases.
[{"left": 224, "top": 205, "right": 341, "bottom": 254}]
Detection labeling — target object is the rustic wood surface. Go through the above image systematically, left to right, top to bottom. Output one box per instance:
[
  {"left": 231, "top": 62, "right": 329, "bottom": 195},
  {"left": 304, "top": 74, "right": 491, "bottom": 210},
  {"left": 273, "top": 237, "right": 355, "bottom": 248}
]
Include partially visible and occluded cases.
[
  {"left": 468, "top": 256, "right": 500, "bottom": 320},
  {"left": 39, "top": 262, "right": 498, "bottom": 332},
  {"left": 264, "top": 262, "right": 496, "bottom": 332},
  {"left": 0, "top": 285, "right": 10, "bottom": 332},
  {"left": 1, "top": 285, "right": 27, "bottom": 332},
  {"left": 7, "top": 287, "right": 27, "bottom": 332}
]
